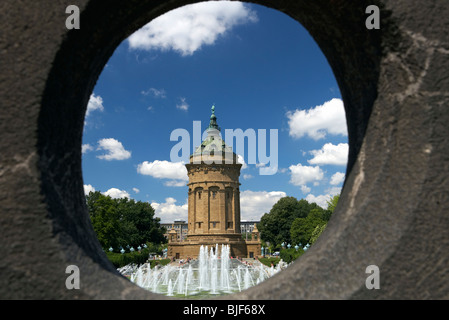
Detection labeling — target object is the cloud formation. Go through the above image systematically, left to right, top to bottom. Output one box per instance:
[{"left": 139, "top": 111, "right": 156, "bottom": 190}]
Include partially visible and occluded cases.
[
  {"left": 127, "top": 2, "right": 258, "bottom": 56},
  {"left": 141, "top": 87, "right": 166, "bottom": 98},
  {"left": 86, "top": 93, "right": 104, "bottom": 117},
  {"left": 176, "top": 97, "right": 189, "bottom": 111},
  {"left": 287, "top": 98, "right": 347, "bottom": 140},
  {"left": 96, "top": 138, "right": 132, "bottom": 161},
  {"left": 308, "top": 143, "right": 349, "bottom": 166},
  {"left": 82, "top": 144, "right": 93, "bottom": 154},
  {"left": 237, "top": 154, "right": 248, "bottom": 169},
  {"left": 137, "top": 160, "right": 188, "bottom": 186},
  {"left": 289, "top": 163, "right": 324, "bottom": 188},
  {"left": 330, "top": 172, "right": 345, "bottom": 185},
  {"left": 83, "top": 184, "right": 95, "bottom": 195},
  {"left": 306, "top": 186, "right": 341, "bottom": 209},
  {"left": 103, "top": 188, "right": 131, "bottom": 199},
  {"left": 240, "top": 190, "right": 286, "bottom": 221},
  {"left": 305, "top": 193, "right": 332, "bottom": 209},
  {"left": 151, "top": 197, "right": 188, "bottom": 223}
]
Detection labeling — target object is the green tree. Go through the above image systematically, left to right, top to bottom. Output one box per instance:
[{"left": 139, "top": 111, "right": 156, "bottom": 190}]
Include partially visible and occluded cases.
[
  {"left": 86, "top": 191, "right": 166, "bottom": 250},
  {"left": 87, "top": 191, "right": 121, "bottom": 249},
  {"left": 321, "top": 194, "right": 340, "bottom": 221},
  {"left": 326, "top": 194, "right": 340, "bottom": 213},
  {"left": 287, "top": 195, "right": 339, "bottom": 248},
  {"left": 116, "top": 197, "right": 166, "bottom": 248},
  {"left": 259, "top": 197, "right": 314, "bottom": 247},
  {"left": 290, "top": 208, "right": 326, "bottom": 246},
  {"left": 259, "top": 211, "right": 278, "bottom": 246},
  {"left": 309, "top": 223, "right": 326, "bottom": 245}
]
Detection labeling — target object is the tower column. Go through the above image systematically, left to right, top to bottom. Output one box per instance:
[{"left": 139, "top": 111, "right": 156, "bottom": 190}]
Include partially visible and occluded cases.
[
  {"left": 204, "top": 187, "right": 210, "bottom": 233},
  {"left": 219, "top": 187, "right": 227, "bottom": 233},
  {"left": 234, "top": 187, "right": 240, "bottom": 234},
  {"left": 188, "top": 188, "right": 194, "bottom": 235}
]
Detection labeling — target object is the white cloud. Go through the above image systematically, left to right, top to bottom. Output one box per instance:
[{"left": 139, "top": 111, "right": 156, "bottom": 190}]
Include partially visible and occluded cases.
[
  {"left": 127, "top": 1, "right": 258, "bottom": 56},
  {"left": 141, "top": 87, "right": 166, "bottom": 98},
  {"left": 86, "top": 93, "right": 104, "bottom": 117},
  {"left": 176, "top": 97, "right": 189, "bottom": 111},
  {"left": 286, "top": 98, "right": 347, "bottom": 140},
  {"left": 96, "top": 138, "right": 131, "bottom": 161},
  {"left": 308, "top": 143, "right": 349, "bottom": 166},
  {"left": 82, "top": 144, "right": 94, "bottom": 154},
  {"left": 237, "top": 154, "right": 248, "bottom": 169},
  {"left": 137, "top": 160, "right": 188, "bottom": 186},
  {"left": 289, "top": 163, "right": 324, "bottom": 188},
  {"left": 330, "top": 172, "right": 345, "bottom": 185},
  {"left": 243, "top": 174, "right": 253, "bottom": 180},
  {"left": 164, "top": 180, "right": 188, "bottom": 187},
  {"left": 83, "top": 184, "right": 95, "bottom": 195},
  {"left": 300, "top": 185, "right": 311, "bottom": 194},
  {"left": 326, "top": 186, "right": 342, "bottom": 196},
  {"left": 132, "top": 187, "right": 140, "bottom": 194},
  {"left": 306, "top": 187, "right": 341, "bottom": 209},
  {"left": 103, "top": 188, "right": 130, "bottom": 199},
  {"left": 240, "top": 190, "right": 286, "bottom": 221},
  {"left": 305, "top": 194, "right": 331, "bottom": 209},
  {"left": 151, "top": 197, "right": 188, "bottom": 223}
]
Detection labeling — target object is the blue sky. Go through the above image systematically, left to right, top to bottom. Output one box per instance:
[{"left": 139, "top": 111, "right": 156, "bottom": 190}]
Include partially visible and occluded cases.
[{"left": 82, "top": 1, "right": 348, "bottom": 223}]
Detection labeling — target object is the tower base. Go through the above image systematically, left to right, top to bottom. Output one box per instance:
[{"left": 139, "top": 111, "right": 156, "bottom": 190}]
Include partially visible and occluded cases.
[{"left": 168, "top": 234, "right": 260, "bottom": 260}]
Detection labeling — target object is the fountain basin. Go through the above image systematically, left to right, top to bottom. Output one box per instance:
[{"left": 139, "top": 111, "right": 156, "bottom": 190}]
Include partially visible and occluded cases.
[{"left": 122, "top": 244, "right": 286, "bottom": 298}]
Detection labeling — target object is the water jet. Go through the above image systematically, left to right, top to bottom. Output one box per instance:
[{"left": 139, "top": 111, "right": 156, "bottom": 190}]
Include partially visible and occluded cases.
[{"left": 123, "top": 244, "right": 287, "bottom": 298}]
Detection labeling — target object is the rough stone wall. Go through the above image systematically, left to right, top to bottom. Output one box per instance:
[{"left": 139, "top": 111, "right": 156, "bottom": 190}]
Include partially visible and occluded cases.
[{"left": 1, "top": 0, "right": 449, "bottom": 299}]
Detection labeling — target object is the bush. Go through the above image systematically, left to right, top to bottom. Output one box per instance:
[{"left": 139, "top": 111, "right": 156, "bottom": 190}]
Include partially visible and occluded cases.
[
  {"left": 104, "top": 242, "right": 166, "bottom": 268},
  {"left": 106, "top": 242, "right": 170, "bottom": 269},
  {"left": 145, "top": 242, "right": 164, "bottom": 255},
  {"left": 279, "top": 248, "right": 304, "bottom": 264},
  {"left": 106, "top": 249, "right": 150, "bottom": 268}
]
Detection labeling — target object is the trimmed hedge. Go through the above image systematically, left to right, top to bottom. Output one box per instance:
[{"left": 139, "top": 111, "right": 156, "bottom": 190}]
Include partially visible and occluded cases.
[
  {"left": 105, "top": 242, "right": 166, "bottom": 268},
  {"left": 106, "top": 246, "right": 171, "bottom": 269},
  {"left": 106, "top": 249, "right": 150, "bottom": 268}
]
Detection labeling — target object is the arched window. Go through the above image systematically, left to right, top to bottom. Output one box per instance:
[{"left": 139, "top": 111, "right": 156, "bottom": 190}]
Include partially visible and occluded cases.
[
  {"left": 210, "top": 186, "right": 219, "bottom": 199},
  {"left": 195, "top": 187, "right": 203, "bottom": 200}
]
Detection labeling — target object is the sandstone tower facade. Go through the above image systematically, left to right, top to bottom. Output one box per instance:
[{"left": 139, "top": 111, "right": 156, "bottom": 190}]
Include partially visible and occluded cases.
[{"left": 168, "top": 106, "right": 260, "bottom": 259}]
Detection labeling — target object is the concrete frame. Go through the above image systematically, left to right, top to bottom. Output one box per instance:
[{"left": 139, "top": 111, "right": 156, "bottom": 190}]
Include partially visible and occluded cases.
[{"left": 1, "top": 0, "right": 449, "bottom": 299}]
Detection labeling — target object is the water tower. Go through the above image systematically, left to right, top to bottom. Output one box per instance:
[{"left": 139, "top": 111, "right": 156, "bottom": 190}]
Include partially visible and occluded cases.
[{"left": 168, "top": 106, "right": 260, "bottom": 259}]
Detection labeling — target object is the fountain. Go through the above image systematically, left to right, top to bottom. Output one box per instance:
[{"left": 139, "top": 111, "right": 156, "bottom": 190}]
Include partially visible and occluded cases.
[{"left": 122, "top": 244, "right": 287, "bottom": 298}]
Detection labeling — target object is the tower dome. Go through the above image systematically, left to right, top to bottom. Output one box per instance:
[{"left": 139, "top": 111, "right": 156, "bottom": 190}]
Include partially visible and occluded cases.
[{"left": 190, "top": 105, "right": 238, "bottom": 165}]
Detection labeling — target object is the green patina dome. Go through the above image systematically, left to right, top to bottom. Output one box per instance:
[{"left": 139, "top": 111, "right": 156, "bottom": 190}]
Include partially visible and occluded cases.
[{"left": 191, "top": 105, "right": 237, "bottom": 161}]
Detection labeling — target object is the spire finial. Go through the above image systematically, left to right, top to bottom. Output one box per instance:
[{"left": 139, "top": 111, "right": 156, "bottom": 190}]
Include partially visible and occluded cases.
[{"left": 207, "top": 104, "right": 220, "bottom": 132}]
